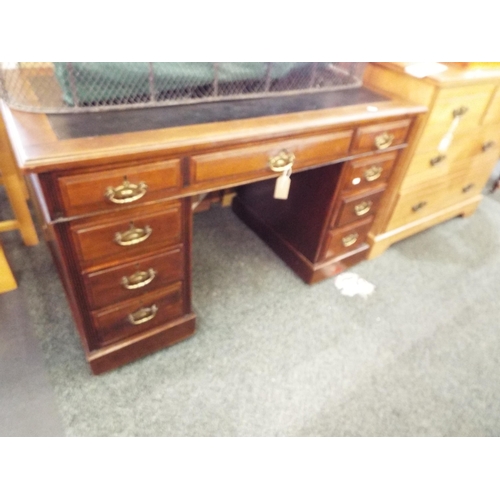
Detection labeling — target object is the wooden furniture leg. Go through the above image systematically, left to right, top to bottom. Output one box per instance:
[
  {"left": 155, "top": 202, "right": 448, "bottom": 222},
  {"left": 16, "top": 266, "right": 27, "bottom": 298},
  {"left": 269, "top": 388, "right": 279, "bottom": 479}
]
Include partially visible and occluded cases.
[
  {"left": 0, "top": 113, "right": 39, "bottom": 246},
  {"left": 0, "top": 241, "right": 17, "bottom": 293}
]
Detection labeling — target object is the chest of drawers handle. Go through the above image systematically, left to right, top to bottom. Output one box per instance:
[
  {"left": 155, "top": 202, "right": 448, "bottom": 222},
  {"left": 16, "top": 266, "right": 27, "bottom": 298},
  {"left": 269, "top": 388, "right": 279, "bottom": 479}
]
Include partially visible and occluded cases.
[
  {"left": 453, "top": 106, "right": 469, "bottom": 118},
  {"left": 374, "top": 132, "right": 394, "bottom": 150},
  {"left": 482, "top": 141, "right": 496, "bottom": 152},
  {"left": 268, "top": 150, "right": 295, "bottom": 172},
  {"left": 430, "top": 154, "right": 447, "bottom": 167},
  {"left": 364, "top": 165, "right": 383, "bottom": 182},
  {"left": 105, "top": 177, "right": 148, "bottom": 204},
  {"left": 462, "top": 183, "right": 475, "bottom": 193},
  {"left": 354, "top": 200, "right": 373, "bottom": 216},
  {"left": 412, "top": 201, "right": 427, "bottom": 212},
  {"left": 114, "top": 222, "right": 152, "bottom": 246},
  {"left": 121, "top": 268, "right": 157, "bottom": 290},
  {"left": 128, "top": 304, "right": 158, "bottom": 325}
]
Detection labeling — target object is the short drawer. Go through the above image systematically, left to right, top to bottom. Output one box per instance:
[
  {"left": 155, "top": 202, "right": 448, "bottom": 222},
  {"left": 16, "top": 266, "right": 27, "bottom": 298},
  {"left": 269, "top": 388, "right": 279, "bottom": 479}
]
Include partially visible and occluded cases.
[
  {"left": 417, "top": 84, "right": 495, "bottom": 152},
  {"left": 483, "top": 85, "right": 500, "bottom": 125},
  {"left": 350, "top": 119, "right": 411, "bottom": 155},
  {"left": 190, "top": 130, "right": 352, "bottom": 187},
  {"left": 342, "top": 151, "right": 398, "bottom": 192},
  {"left": 58, "top": 159, "right": 182, "bottom": 217},
  {"left": 333, "top": 186, "right": 385, "bottom": 228},
  {"left": 70, "top": 200, "right": 182, "bottom": 268},
  {"left": 322, "top": 218, "right": 372, "bottom": 260},
  {"left": 83, "top": 246, "right": 185, "bottom": 310},
  {"left": 91, "top": 282, "right": 185, "bottom": 347}
]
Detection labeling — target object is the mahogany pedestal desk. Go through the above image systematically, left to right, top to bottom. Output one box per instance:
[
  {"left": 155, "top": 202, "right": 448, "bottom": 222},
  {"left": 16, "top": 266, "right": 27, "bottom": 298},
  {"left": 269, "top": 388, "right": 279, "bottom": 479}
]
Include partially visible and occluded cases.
[{"left": 1, "top": 90, "right": 425, "bottom": 374}]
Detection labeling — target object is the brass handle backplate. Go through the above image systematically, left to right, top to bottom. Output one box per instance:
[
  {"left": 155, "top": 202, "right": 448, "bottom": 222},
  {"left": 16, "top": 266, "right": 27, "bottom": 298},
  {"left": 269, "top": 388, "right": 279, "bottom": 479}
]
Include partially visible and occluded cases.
[
  {"left": 453, "top": 106, "right": 469, "bottom": 118},
  {"left": 374, "top": 132, "right": 394, "bottom": 150},
  {"left": 482, "top": 141, "right": 496, "bottom": 152},
  {"left": 268, "top": 150, "right": 295, "bottom": 172},
  {"left": 430, "top": 154, "right": 447, "bottom": 167},
  {"left": 364, "top": 165, "right": 383, "bottom": 182},
  {"left": 105, "top": 177, "right": 148, "bottom": 204},
  {"left": 462, "top": 183, "right": 475, "bottom": 193},
  {"left": 354, "top": 200, "right": 372, "bottom": 217},
  {"left": 412, "top": 201, "right": 427, "bottom": 212},
  {"left": 114, "top": 222, "right": 152, "bottom": 246},
  {"left": 342, "top": 233, "right": 359, "bottom": 248},
  {"left": 121, "top": 268, "right": 157, "bottom": 290},
  {"left": 128, "top": 304, "right": 158, "bottom": 325}
]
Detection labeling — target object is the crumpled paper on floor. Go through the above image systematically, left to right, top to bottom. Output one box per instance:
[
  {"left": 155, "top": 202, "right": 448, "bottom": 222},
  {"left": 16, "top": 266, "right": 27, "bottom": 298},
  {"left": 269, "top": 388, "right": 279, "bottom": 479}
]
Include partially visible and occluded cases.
[{"left": 334, "top": 272, "right": 375, "bottom": 298}]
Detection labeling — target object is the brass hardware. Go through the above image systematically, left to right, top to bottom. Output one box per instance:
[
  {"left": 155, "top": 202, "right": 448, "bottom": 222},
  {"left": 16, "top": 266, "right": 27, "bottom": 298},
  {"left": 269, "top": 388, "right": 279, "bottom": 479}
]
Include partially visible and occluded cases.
[
  {"left": 453, "top": 106, "right": 468, "bottom": 118},
  {"left": 374, "top": 132, "right": 394, "bottom": 150},
  {"left": 482, "top": 141, "right": 496, "bottom": 152},
  {"left": 268, "top": 150, "right": 295, "bottom": 173},
  {"left": 430, "top": 154, "right": 446, "bottom": 167},
  {"left": 364, "top": 165, "right": 383, "bottom": 182},
  {"left": 105, "top": 176, "right": 148, "bottom": 204},
  {"left": 462, "top": 183, "right": 475, "bottom": 193},
  {"left": 354, "top": 200, "right": 372, "bottom": 216},
  {"left": 412, "top": 201, "right": 427, "bottom": 212},
  {"left": 114, "top": 222, "right": 152, "bottom": 246},
  {"left": 342, "top": 233, "right": 359, "bottom": 248},
  {"left": 121, "top": 268, "right": 156, "bottom": 290},
  {"left": 128, "top": 304, "right": 158, "bottom": 325}
]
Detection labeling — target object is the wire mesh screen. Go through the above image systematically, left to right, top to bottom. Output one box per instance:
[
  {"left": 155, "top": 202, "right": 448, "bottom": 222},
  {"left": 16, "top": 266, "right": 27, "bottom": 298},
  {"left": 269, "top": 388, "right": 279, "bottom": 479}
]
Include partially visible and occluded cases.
[{"left": 0, "top": 62, "right": 367, "bottom": 114}]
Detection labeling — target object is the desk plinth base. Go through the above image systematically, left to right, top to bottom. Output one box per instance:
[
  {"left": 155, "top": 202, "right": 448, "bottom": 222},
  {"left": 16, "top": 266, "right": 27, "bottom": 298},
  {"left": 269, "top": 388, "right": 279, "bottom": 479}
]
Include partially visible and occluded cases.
[
  {"left": 233, "top": 197, "right": 368, "bottom": 284},
  {"left": 87, "top": 314, "right": 196, "bottom": 375}
]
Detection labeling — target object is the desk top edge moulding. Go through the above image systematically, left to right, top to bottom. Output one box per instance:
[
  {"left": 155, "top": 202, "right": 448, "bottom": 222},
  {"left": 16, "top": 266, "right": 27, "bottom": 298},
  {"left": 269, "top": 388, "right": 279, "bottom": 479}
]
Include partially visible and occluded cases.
[{"left": 0, "top": 62, "right": 427, "bottom": 374}]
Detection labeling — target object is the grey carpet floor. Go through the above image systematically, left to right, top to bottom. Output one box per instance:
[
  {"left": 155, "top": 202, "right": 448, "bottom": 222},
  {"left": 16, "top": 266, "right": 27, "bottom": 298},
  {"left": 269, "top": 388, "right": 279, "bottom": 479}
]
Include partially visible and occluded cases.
[{"left": 2, "top": 184, "right": 500, "bottom": 436}]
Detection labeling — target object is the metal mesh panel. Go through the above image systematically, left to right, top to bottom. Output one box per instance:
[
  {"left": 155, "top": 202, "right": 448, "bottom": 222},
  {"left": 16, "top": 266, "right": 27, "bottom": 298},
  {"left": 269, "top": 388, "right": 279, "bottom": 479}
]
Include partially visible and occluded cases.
[{"left": 0, "top": 62, "right": 367, "bottom": 114}]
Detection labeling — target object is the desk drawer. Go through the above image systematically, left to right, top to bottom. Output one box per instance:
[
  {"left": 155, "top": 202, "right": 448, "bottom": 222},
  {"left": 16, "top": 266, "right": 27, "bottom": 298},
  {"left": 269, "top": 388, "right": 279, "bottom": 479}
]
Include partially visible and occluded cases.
[
  {"left": 350, "top": 119, "right": 411, "bottom": 155},
  {"left": 190, "top": 130, "right": 352, "bottom": 188},
  {"left": 342, "top": 151, "right": 398, "bottom": 192},
  {"left": 58, "top": 159, "right": 182, "bottom": 217},
  {"left": 333, "top": 186, "right": 385, "bottom": 228},
  {"left": 71, "top": 200, "right": 182, "bottom": 268},
  {"left": 322, "top": 218, "right": 372, "bottom": 260},
  {"left": 83, "top": 246, "right": 185, "bottom": 310},
  {"left": 91, "top": 282, "right": 185, "bottom": 347}
]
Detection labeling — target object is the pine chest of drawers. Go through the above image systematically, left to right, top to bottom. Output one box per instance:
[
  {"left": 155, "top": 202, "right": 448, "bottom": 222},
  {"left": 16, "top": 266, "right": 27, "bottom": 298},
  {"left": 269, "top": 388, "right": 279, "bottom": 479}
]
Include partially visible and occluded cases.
[{"left": 364, "top": 62, "right": 500, "bottom": 256}]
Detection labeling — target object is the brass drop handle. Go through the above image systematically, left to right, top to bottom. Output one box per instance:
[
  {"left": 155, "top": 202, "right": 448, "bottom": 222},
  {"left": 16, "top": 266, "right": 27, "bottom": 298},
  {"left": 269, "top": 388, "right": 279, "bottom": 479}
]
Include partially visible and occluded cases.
[
  {"left": 453, "top": 106, "right": 469, "bottom": 118},
  {"left": 374, "top": 132, "right": 394, "bottom": 150},
  {"left": 482, "top": 141, "right": 496, "bottom": 152},
  {"left": 268, "top": 150, "right": 295, "bottom": 172},
  {"left": 430, "top": 154, "right": 447, "bottom": 167},
  {"left": 364, "top": 165, "right": 383, "bottom": 182},
  {"left": 105, "top": 176, "right": 148, "bottom": 204},
  {"left": 462, "top": 183, "right": 475, "bottom": 193},
  {"left": 354, "top": 200, "right": 372, "bottom": 217},
  {"left": 412, "top": 201, "right": 427, "bottom": 212},
  {"left": 114, "top": 222, "right": 152, "bottom": 246},
  {"left": 342, "top": 233, "right": 359, "bottom": 248},
  {"left": 121, "top": 268, "right": 157, "bottom": 290},
  {"left": 128, "top": 304, "right": 158, "bottom": 325}
]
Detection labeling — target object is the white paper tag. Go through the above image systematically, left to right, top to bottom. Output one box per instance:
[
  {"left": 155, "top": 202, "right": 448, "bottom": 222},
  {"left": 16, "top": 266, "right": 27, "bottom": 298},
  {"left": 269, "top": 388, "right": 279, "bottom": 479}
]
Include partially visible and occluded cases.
[
  {"left": 274, "top": 171, "right": 291, "bottom": 199},
  {"left": 334, "top": 272, "right": 375, "bottom": 298}
]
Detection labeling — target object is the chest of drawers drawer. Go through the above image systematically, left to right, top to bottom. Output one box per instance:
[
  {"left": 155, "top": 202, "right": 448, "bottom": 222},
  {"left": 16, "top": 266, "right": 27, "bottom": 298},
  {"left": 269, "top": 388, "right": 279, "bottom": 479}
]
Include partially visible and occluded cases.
[
  {"left": 190, "top": 130, "right": 352, "bottom": 189},
  {"left": 58, "top": 159, "right": 182, "bottom": 217},
  {"left": 70, "top": 200, "right": 183, "bottom": 269},
  {"left": 82, "top": 246, "right": 185, "bottom": 310},
  {"left": 90, "top": 282, "right": 185, "bottom": 347}
]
